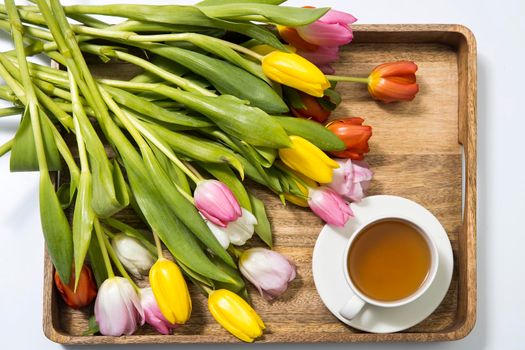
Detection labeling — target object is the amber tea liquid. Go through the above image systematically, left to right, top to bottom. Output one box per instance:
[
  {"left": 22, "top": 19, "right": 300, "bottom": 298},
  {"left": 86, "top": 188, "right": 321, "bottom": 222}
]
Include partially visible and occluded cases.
[{"left": 348, "top": 219, "right": 432, "bottom": 302}]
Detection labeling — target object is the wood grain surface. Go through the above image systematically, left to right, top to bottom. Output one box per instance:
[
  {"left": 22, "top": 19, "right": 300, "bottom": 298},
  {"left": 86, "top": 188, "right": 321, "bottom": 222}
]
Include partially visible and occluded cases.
[{"left": 42, "top": 24, "right": 477, "bottom": 344}]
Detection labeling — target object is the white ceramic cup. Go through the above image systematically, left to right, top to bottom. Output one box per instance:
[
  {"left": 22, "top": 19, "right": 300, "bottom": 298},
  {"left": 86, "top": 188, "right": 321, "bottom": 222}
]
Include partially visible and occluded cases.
[{"left": 339, "top": 217, "right": 439, "bottom": 320}]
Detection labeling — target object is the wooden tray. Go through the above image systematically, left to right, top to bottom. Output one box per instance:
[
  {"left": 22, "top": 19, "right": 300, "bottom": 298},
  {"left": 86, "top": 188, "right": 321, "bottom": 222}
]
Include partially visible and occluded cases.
[{"left": 43, "top": 24, "right": 477, "bottom": 344}]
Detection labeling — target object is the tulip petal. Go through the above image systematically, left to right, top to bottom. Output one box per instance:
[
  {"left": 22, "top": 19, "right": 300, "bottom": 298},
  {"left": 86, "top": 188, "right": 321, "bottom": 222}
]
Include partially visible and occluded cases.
[
  {"left": 319, "top": 9, "right": 358, "bottom": 25},
  {"left": 297, "top": 21, "right": 353, "bottom": 47},
  {"left": 297, "top": 46, "right": 339, "bottom": 65},
  {"left": 374, "top": 61, "right": 418, "bottom": 77},
  {"left": 370, "top": 79, "right": 419, "bottom": 103},
  {"left": 279, "top": 136, "right": 338, "bottom": 184},
  {"left": 308, "top": 187, "right": 353, "bottom": 226},
  {"left": 239, "top": 248, "right": 296, "bottom": 300},
  {"left": 208, "top": 290, "right": 264, "bottom": 342}
]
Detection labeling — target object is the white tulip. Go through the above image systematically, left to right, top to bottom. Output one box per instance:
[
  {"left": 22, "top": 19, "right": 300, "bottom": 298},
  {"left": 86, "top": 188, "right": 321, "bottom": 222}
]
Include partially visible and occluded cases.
[
  {"left": 203, "top": 208, "right": 257, "bottom": 248},
  {"left": 111, "top": 234, "right": 155, "bottom": 278}
]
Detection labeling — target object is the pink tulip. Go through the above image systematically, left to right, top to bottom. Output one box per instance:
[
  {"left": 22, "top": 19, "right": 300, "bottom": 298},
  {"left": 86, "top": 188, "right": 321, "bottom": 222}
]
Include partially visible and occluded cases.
[
  {"left": 296, "top": 9, "right": 357, "bottom": 47},
  {"left": 296, "top": 46, "right": 339, "bottom": 74},
  {"left": 329, "top": 159, "right": 374, "bottom": 202},
  {"left": 194, "top": 180, "right": 241, "bottom": 227},
  {"left": 308, "top": 187, "right": 353, "bottom": 227},
  {"left": 239, "top": 248, "right": 296, "bottom": 300},
  {"left": 94, "top": 277, "right": 144, "bottom": 336},
  {"left": 140, "top": 287, "right": 178, "bottom": 335}
]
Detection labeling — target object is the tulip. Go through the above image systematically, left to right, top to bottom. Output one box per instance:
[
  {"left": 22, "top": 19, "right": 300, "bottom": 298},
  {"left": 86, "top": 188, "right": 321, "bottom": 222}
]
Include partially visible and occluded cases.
[
  {"left": 276, "top": 9, "right": 356, "bottom": 74},
  {"left": 295, "top": 9, "right": 357, "bottom": 47},
  {"left": 277, "top": 25, "right": 319, "bottom": 52},
  {"left": 296, "top": 46, "right": 339, "bottom": 74},
  {"left": 262, "top": 51, "right": 330, "bottom": 97},
  {"left": 367, "top": 61, "right": 419, "bottom": 103},
  {"left": 290, "top": 90, "right": 331, "bottom": 123},
  {"left": 326, "top": 118, "right": 372, "bottom": 160},
  {"left": 279, "top": 135, "right": 339, "bottom": 183},
  {"left": 328, "top": 159, "right": 374, "bottom": 202},
  {"left": 194, "top": 179, "right": 241, "bottom": 227},
  {"left": 308, "top": 187, "right": 353, "bottom": 227},
  {"left": 203, "top": 208, "right": 257, "bottom": 248},
  {"left": 111, "top": 234, "right": 155, "bottom": 278},
  {"left": 239, "top": 248, "right": 296, "bottom": 300},
  {"left": 149, "top": 258, "right": 192, "bottom": 324},
  {"left": 54, "top": 265, "right": 97, "bottom": 309},
  {"left": 94, "top": 277, "right": 144, "bottom": 336},
  {"left": 140, "top": 287, "right": 178, "bottom": 335},
  {"left": 208, "top": 289, "right": 265, "bottom": 342}
]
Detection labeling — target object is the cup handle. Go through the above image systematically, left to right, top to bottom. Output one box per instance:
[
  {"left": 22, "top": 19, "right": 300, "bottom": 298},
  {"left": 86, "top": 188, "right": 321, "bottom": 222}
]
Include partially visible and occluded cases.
[{"left": 339, "top": 294, "right": 366, "bottom": 320}]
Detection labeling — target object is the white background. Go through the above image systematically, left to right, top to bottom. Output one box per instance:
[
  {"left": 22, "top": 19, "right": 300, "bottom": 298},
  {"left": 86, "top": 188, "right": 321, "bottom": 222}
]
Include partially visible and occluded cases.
[{"left": 0, "top": 0, "right": 524, "bottom": 348}]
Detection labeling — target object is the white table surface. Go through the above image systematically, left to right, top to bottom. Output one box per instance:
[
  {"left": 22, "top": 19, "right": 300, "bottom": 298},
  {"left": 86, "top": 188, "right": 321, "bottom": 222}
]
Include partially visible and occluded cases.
[{"left": 1, "top": 0, "right": 524, "bottom": 348}]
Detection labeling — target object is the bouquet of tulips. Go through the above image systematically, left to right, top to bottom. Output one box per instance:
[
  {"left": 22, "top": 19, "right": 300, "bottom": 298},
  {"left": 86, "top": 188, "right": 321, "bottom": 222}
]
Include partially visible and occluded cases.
[{"left": 0, "top": 0, "right": 419, "bottom": 342}]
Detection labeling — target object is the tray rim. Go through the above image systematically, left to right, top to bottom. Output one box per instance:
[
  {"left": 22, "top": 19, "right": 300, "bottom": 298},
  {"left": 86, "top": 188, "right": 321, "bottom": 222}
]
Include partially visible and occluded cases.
[{"left": 42, "top": 23, "right": 477, "bottom": 344}]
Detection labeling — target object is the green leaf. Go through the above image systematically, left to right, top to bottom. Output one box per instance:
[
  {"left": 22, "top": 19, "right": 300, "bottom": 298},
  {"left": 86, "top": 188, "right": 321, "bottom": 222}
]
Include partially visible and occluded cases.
[
  {"left": 198, "top": 0, "right": 285, "bottom": 6},
  {"left": 197, "top": 4, "right": 330, "bottom": 26},
  {"left": 65, "top": 5, "right": 285, "bottom": 49},
  {"left": 173, "top": 33, "right": 268, "bottom": 82},
  {"left": 147, "top": 45, "right": 288, "bottom": 114},
  {"left": 105, "top": 85, "right": 212, "bottom": 128},
  {"left": 155, "top": 86, "right": 291, "bottom": 148},
  {"left": 283, "top": 86, "right": 307, "bottom": 110},
  {"left": 323, "top": 88, "right": 342, "bottom": 109},
  {"left": 10, "top": 108, "right": 62, "bottom": 172},
  {"left": 273, "top": 116, "right": 346, "bottom": 151},
  {"left": 145, "top": 122, "right": 244, "bottom": 177},
  {"left": 231, "top": 137, "right": 283, "bottom": 192},
  {"left": 150, "top": 144, "right": 191, "bottom": 196},
  {"left": 254, "top": 146, "right": 277, "bottom": 168},
  {"left": 235, "top": 154, "right": 282, "bottom": 193},
  {"left": 201, "top": 162, "right": 251, "bottom": 211},
  {"left": 72, "top": 171, "right": 95, "bottom": 289},
  {"left": 40, "top": 172, "right": 73, "bottom": 284},
  {"left": 56, "top": 183, "right": 73, "bottom": 210},
  {"left": 249, "top": 193, "right": 273, "bottom": 247},
  {"left": 87, "top": 232, "right": 108, "bottom": 288},
  {"left": 210, "top": 254, "right": 246, "bottom": 294},
  {"left": 178, "top": 261, "right": 214, "bottom": 287},
  {"left": 82, "top": 315, "right": 99, "bottom": 336}
]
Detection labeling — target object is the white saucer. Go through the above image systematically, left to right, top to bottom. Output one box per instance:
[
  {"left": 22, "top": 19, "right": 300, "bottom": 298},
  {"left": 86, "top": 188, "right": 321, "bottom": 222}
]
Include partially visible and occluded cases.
[{"left": 312, "top": 195, "right": 453, "bottom": 333}]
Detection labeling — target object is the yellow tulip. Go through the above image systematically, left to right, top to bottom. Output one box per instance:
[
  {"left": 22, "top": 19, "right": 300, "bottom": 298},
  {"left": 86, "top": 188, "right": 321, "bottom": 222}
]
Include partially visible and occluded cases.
[
  {"left": 261, "top": 51, "right": 330, "bottom": 97},
  {"left": 279, "top": 136, "right": 339, "bottom": 184},
  {"left": 284, "top": 169, "right": 318, "bottom": 207},
  {"left": 149, "top": 258, "right": 192, "bottom": 324},
  {"left": 208, "top": 289, "right": 265, "bottom": 342}
]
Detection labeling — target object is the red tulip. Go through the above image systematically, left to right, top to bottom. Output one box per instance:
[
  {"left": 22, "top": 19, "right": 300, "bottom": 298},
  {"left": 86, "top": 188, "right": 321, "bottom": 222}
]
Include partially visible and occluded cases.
[
  {"left": 368, "top": 61, "right": 419, "bottom": 103},
  {"left": 290, "top": 91, "right": 331, "bottom": 123},
  {"left": 325, "top": 118, "right": 372, "bottom": 160},
  {"left": 54, "top": 265, "right": 97, "bottom": 309}
]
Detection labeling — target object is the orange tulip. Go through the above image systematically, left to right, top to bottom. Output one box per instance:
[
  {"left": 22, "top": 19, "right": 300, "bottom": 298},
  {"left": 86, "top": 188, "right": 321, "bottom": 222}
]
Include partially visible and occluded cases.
[
  {"left": 367, "top": 61, "right": 419, "bottom": 103},
  {"left": 325, "top": 118, "right": 372, "bottom": 160},
  {"left": 54, "top": 265, "right": 97, "bottom": 309}
]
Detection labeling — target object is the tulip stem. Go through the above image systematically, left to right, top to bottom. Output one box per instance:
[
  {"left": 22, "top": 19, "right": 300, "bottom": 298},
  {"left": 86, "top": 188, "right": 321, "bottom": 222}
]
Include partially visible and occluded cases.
[
  {"left": 325, "top": 75, "right": 369, "bottom": 84},
  {"left": 0, "top": 138, "right": 13, "bottom": 157},
  {"left": 183, "top": 161, "right": 205, "bottom": 182},
  {"left": 93, "top": 217, "right": 115, "bottom": 279},
  {"left": 102, "top": 232, "right": 140, "bottom": 292},
  {"left": 153, "top": 232, "right": 164, "bottom": 259},
  {"left": 227, "top": 245, "right": 243, "bottom": 259},
  {"left": 200, "top": 283, "right": 214, "bottom": 296}
]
